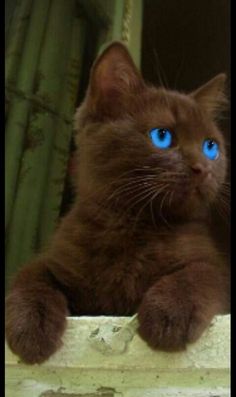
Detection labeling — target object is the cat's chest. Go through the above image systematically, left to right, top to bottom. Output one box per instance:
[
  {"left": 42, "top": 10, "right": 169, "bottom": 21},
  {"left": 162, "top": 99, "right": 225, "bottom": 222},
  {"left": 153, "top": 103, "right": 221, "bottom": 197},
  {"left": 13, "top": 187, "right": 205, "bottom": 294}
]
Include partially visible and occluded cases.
[
  {"left": 79, "top": 223, "right": 208, "bottom": 314},
  {"left": 90, "top": 236, "right": 178, "bottom": 314}
]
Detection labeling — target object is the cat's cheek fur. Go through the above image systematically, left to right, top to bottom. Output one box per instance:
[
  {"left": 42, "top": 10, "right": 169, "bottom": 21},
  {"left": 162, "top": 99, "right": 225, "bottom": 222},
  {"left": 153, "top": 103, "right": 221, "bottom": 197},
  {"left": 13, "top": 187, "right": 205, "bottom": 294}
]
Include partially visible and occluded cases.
[
  {"left": 137, "top": 262, "right": 228, "bottom": 351},
  {"left": 5, "top": 284, "right": 68, "bottom": 364}
]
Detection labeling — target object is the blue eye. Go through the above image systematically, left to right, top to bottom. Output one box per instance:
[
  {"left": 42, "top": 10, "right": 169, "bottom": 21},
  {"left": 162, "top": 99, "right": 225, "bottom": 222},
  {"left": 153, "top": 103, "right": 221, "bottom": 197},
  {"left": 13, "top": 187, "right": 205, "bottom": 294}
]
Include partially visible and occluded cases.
[
  {"left": 149, "top": 128, "right": 172, "bottom": 149},
  {"left": 202, "top": 139, "right": 219, "bottom": 160}
]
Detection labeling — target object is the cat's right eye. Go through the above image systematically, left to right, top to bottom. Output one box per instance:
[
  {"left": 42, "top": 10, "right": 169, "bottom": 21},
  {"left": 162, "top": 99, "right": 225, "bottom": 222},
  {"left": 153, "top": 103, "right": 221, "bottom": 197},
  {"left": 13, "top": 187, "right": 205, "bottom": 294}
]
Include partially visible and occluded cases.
[{"left": 149, "top": 128, "right": 172, "bottom": 149}]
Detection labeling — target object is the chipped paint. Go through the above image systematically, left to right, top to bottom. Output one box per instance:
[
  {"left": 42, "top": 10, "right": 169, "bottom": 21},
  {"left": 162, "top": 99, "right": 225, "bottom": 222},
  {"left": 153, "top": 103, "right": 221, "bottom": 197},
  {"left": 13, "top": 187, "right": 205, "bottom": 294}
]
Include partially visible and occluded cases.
[
  {"left": 88, "top": 314, "right": 138, "bottom": 355},
  {"left": 39, "top": 386, "right": 117, "bottom": 397},
  {"left": 40, "top": 392, "right": 113, "bottom": 397}
]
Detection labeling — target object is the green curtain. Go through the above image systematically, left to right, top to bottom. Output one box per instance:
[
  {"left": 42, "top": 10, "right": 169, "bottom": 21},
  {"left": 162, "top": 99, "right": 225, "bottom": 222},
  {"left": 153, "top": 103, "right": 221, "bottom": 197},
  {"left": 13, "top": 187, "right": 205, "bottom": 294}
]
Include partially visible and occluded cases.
[
  {"left": 5, "top": 0, "right": 143, "bottom": 288},
  {"left": 5, "top": 0, "right": 87, "bottom": 287}
]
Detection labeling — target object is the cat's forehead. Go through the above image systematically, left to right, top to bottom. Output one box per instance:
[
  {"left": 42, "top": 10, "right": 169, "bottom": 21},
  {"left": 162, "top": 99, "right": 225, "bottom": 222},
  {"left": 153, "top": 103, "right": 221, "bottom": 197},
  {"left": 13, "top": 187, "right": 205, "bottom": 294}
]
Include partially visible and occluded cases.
[
  {"left": 139, "top": 87, "right": 217, "bottom": 138},
  {"left": 150, "top": 88, "right": 200, "bottom": 120}
]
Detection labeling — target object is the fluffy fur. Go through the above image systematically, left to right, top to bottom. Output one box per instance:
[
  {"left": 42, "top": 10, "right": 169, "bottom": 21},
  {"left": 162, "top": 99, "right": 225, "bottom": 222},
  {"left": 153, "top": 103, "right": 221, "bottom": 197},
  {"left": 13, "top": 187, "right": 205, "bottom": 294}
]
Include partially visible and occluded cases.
[{"left": 5, "top": 42, "right": 230, "bottom": 364}]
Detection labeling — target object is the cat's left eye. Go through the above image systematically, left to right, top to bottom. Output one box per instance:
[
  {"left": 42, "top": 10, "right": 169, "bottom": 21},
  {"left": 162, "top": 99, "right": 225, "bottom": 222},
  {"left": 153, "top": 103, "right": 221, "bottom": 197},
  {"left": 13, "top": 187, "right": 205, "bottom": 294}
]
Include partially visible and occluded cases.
[
  {"left": 149, "top": 128, "right": 172, "bottom": 149},
  {"left": 202, "top": 139, "right": 219, "bottom": 160}
]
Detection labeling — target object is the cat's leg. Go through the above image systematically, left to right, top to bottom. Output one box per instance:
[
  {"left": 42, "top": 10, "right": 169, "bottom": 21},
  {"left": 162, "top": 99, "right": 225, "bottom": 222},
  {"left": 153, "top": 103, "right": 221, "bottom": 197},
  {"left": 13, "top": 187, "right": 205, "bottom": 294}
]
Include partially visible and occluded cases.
[
  {"left": 5, "top": 259, "right": 70, "bottom": 364},
  {"left": 138, "top": 262, "right": 230, "bottom": 351}
]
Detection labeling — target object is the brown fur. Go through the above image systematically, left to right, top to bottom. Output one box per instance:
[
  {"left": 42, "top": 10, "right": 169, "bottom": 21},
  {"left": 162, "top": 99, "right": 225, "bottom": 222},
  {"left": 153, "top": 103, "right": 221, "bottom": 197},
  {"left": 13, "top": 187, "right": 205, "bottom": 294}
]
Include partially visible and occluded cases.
[{"left": 5, "top": 42, "right": 230, "bottom": 364}]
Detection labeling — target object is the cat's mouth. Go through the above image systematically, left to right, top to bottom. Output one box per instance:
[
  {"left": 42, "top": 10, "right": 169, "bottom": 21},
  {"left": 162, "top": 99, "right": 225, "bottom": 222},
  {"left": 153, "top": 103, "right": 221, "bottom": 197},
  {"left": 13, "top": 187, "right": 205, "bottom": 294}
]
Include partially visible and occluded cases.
[
  {"left": 167, "top": 182, "right": 206, "bottom": 207},
  {"left": 183, "top": 183, "right": 216, "bottom": 208}
]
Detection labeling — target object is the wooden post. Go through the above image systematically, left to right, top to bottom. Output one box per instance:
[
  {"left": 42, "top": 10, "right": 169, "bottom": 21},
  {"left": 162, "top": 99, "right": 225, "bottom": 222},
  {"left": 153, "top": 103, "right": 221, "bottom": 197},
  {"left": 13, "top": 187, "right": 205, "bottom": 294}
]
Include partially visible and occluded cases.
[{"left": 5, "top": 315, "right": 230, "bottom": 397}]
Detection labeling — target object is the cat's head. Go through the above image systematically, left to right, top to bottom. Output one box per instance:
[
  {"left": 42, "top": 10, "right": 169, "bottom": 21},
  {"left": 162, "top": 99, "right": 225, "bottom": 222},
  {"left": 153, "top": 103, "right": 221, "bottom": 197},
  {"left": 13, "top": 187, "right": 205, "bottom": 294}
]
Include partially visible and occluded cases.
[{"left": 75, "top": 42, "right": 228, "bottom": 222}]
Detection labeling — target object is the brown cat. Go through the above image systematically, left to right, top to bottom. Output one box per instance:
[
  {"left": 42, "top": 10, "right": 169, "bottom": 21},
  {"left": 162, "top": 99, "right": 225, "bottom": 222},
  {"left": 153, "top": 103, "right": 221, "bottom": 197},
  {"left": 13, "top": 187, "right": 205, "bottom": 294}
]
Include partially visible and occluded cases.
[{"left": 5, "top": 42, "right": 230, "bottom": 364}]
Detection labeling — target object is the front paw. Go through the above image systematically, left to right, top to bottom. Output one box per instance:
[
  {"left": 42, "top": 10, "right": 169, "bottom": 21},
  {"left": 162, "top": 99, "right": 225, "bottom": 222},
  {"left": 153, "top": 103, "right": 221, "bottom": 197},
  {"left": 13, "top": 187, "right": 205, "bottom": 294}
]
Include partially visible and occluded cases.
[
  {"left": 137, "top": 281, "right": 211, "bottom": 351},
  {"left": 5, "top": 285, "right": 68, "bottom": 364}
]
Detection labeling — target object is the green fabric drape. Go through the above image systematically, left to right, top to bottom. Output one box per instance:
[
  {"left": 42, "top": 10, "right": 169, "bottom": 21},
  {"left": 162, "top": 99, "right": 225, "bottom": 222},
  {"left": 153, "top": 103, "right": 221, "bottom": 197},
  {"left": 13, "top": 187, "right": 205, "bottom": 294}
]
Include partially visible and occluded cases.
[
  {"left": 5, "top": 0, "right": 143, "bottom": 288},
  {"left": 5, "top": 0, "right": 86, "bottom": 286},
  {"left": 5, "top": 0, "right": 36, "bottom": 227},
  {"left": 5, "top": 0, "right": 32, "bottom": 87},
  {"left": 39, "top": 16, "right": 87, "bottom": 248}
]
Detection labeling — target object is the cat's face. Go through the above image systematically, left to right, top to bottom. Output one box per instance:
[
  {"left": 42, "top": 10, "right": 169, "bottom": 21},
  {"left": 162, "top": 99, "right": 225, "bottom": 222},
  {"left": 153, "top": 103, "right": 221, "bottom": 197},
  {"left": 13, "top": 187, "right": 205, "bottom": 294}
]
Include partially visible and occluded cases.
[{"left": 75, "top": 43, "right": 228, "bottom": 221}]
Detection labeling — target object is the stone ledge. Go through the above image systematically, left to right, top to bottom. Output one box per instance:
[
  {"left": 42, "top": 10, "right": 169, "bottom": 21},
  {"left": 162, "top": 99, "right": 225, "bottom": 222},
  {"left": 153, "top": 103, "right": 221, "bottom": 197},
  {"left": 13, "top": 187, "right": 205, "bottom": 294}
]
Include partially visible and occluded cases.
[{"left": 5, "top": 314, "right": 230, "bottom": 397}]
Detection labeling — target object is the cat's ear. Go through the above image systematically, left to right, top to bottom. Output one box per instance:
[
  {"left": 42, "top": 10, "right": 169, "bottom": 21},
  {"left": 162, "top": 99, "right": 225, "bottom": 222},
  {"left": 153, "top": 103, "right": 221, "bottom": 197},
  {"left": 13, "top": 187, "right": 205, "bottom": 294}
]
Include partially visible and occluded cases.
[
  {"left": 85, "top": 42, "right": 145, "bottom": 119},
  {"left": 190, "top": 74, "right": 228, "bottom": 119}
]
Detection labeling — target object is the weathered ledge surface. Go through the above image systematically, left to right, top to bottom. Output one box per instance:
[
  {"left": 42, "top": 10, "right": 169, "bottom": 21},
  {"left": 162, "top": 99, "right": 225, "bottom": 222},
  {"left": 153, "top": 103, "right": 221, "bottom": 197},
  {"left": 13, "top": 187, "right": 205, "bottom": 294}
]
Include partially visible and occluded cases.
[{"left": 5, "top": 314, "right": 230, "bottom": 397}]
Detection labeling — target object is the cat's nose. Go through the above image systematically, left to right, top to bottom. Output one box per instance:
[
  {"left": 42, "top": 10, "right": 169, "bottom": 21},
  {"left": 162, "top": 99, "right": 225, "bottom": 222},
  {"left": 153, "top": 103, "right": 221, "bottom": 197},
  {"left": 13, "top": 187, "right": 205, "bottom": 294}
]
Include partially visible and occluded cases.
[
  {"left": 190, "top": 163, "right": 209, "bottom": 179},
  {"left": 190, "top": 163, "right": 204, "bottom": 175}
]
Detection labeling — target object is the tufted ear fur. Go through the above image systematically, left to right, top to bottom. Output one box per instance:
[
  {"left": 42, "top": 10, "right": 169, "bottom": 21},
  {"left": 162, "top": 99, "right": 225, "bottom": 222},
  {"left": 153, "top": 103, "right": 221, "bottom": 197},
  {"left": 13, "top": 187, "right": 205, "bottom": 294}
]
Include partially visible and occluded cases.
[
  {"left": 84, "top": 42, "right": 145, "bottom": 120},
  {"left": 190, "top": 73, "right": 228, "bottom": 120}
]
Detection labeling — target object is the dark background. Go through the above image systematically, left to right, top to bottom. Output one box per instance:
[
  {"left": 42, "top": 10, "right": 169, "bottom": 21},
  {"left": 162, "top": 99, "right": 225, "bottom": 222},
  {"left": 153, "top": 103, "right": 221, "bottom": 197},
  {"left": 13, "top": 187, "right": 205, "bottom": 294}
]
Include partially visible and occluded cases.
[
  {"left": 141, "top": 0, "right": 230, "bottom": 259},
  {"left": 142, "top": 0, "right": 230, "bottom": 95}
]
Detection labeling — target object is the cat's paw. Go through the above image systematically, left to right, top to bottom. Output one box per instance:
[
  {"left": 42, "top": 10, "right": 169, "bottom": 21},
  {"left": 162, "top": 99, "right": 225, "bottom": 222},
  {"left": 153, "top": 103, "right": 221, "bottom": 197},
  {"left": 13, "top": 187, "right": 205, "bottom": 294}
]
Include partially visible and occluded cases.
[
  {"left": 137, "top": 280, "right": 210, "bottom": 351},
  {"left": 5, "top": 285, "right": 68, "bottom": 364}
]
